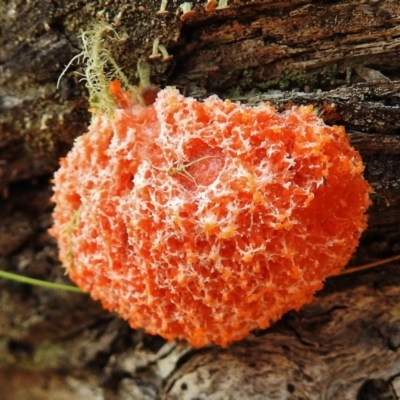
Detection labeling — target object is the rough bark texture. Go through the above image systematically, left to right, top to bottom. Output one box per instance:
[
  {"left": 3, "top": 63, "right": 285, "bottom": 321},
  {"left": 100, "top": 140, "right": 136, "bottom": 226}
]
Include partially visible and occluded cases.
[{"left": 0, "top": 0, "right": 399, "bottom": 399}]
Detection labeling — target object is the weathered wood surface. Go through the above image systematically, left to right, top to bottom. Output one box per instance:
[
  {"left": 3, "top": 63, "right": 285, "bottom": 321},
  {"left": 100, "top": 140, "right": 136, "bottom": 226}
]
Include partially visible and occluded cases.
[{"left": 0, "top": 0, "right": 400, "bottom": 399}]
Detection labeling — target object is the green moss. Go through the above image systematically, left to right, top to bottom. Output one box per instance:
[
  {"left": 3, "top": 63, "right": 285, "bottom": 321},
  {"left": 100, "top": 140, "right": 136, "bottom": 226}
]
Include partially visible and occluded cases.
[
  {"left": 58, "top": 21, "right": 143, "bottom": 116},
  {"left": 320, "top": 63, "right": 338, "bottom": 85},
  {"left": 234, "top": 64, "right": 340, "bottom": 93},
  {"left": 256, "top": 70, "right": 311, "bottom": 91},
  {"left": 225, "top": 86, "right": 243, "bottom": 99},
  {"left": 62, "top": 206, "right": 83, "bottom": 270},
  {"left": 0, "top": 340, "right": 68, "bottom": 371},
  {"left": 32, "top": 342, "right": 69, "bottom": 369}
]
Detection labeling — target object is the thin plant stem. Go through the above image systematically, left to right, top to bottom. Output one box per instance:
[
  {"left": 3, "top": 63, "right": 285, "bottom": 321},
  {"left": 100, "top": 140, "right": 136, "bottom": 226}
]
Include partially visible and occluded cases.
[
  {"left": 168, "top": 155, "right": 218, "bottom": 186},
  {"left": 1, "top": 254, "right": 399, "bottom": 294},
  {"left": 341, "top": 254, "right": 400, "bottom": 275},
  {"left": 0, "top": 270, "right": 86, "bottom": 294}
]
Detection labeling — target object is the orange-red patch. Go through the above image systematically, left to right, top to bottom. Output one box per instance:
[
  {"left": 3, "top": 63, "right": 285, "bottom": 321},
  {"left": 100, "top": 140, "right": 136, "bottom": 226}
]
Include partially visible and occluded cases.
[{"left": 50, "top": 82, "right": 371, "bottom": 347}]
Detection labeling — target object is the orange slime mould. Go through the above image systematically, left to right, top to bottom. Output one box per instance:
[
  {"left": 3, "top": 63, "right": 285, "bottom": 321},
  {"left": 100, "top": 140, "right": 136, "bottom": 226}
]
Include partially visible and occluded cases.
[{"left": 50, "top": 81, "right": 371, "bottom": 347}]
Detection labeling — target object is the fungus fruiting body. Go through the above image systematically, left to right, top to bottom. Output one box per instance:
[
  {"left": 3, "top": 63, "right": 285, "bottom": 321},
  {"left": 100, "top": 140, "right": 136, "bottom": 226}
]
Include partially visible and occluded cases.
[
  {"left": 157, "top": 0, "right": 168, "bottom": 14},
  {"left": 205, "top": 0, "right": 229, "bottom": 11},
  {"left": 179, "top": 2, "right": 196, "bottom": 21},
  {"left": 149, "top": 38, "right": 173, "bottom": 62},
  {"left": 50, "top": 82, "right": 371, "bottom": 347}
]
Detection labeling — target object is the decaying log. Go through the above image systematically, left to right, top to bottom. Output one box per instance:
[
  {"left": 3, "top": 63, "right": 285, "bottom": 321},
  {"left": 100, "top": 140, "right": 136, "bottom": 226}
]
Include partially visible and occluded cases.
[{"left": 0, "top": 0, "right": 399, "bottom": 399}]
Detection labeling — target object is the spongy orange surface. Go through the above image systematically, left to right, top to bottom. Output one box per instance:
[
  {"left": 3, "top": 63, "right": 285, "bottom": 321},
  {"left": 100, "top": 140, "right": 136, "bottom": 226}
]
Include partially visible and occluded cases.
[{"left": 50, "top": 82, "right": 371, "bottom": 347}]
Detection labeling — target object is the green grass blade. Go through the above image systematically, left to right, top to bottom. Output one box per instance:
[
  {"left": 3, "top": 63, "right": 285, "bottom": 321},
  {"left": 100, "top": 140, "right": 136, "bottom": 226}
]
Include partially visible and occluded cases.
[{"left": 0, "top": 270, "right": 86, "bottom": 294}]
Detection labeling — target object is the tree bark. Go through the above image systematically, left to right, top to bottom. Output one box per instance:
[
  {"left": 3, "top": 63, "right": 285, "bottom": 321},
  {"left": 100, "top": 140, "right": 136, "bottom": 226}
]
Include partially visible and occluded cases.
[{"left": 0, "top": 0, "right": 399, "bottom": 399}]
